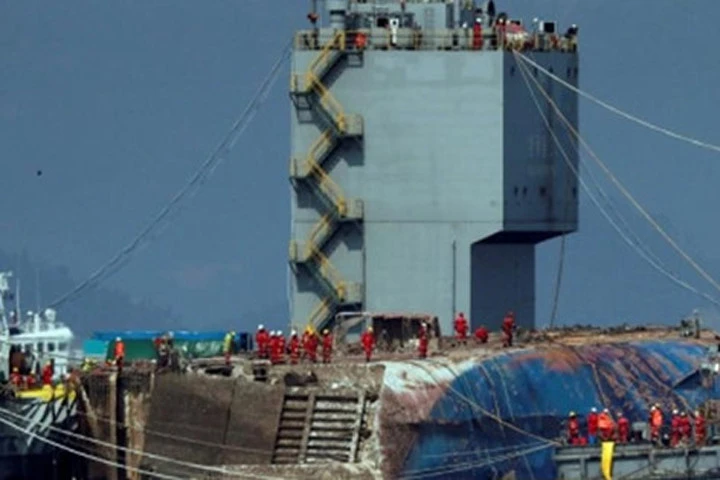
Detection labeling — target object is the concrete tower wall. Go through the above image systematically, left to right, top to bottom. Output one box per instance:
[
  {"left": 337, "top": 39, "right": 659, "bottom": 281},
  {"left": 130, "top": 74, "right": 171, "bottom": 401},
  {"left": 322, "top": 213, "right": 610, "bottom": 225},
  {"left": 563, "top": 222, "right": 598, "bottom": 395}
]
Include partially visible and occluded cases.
[{"left": 290, "top": 41, "right": 578, "bottom": 333}]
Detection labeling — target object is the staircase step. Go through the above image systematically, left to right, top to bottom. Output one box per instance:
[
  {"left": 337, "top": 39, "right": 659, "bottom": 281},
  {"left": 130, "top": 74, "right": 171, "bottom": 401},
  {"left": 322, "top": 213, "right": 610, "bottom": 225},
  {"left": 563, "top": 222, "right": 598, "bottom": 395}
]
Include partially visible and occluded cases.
[
  {"left": 282, "top": 411, "right": 308, "bottom": 419},
  {"left": 311, "top": 412, "right": 357, "bottom": 422},
  {"left": 279, "top": 421, "right": 307, "bottom": 429},
  {"left": 311, "top": 421, "right": 357, "bottom": 430},
  {"left": 308, "top": 431, "right": 354, "bottom": 441},
  {"left": 276, "top": 438, "right": 303, "bottom": 447},
  {"left": 307, "top": 439, "right": 352, "bottom": 449}
]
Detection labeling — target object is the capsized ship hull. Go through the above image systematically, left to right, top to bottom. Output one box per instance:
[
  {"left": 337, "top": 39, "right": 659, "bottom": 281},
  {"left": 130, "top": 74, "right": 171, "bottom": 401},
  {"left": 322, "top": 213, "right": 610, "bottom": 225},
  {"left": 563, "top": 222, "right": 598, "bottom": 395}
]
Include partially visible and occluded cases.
[{"left": 380, "top": 340, "right": 720, "bottom": 479}]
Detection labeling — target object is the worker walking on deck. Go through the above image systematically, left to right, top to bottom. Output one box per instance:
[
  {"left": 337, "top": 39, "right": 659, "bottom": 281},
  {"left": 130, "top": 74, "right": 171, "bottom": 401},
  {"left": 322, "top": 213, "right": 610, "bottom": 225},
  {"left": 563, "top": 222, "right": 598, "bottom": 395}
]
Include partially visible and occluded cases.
[
  {"left": 501, "top": 311, "right": 515, "bottom": 348},
  {"left": 453, "top": 313, "right": 468, "bottom": 345},
  {"left": 418, "top": 323, "right": 429, "bottom": 359},
  {"left": 256, "top": 325, "right": 269, "bottom": 359},
  {"left": 474, "top": 325, "right": 489, "bottom": 344},
  {"left": 361, "top": 326, "right": 375, "bottom": 362},
  {"left": 322, "top": 329, "right": 333, "bottom": 364},
  {"left": 289, "top": 330, "right": 300, "bottom": 365},
  {"left": 223, "top": 331, "right": 235, "bottom": 366},
  {"left": 278, "top": 331, "right": 286, "bottom": 363},
  {"left": 114, "top": 337, "right": 125, "bottom": 372},
  {"left": 587, "top": 408, "right": 598, "bottom": 445},
  {"left": 694, "top": 410, "right": 706, "bottom": 446},
  {"left": 567, "top": 412, "right": 581, "bottom": 445},
  {"left": 616, "top": 412, "right": 630, "bottom": 443}
]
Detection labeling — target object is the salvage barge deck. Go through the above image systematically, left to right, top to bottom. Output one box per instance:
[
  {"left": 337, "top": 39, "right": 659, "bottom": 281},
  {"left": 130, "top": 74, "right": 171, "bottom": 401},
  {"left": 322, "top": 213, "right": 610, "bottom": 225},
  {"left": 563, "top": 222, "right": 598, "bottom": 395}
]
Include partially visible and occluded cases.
[{"left": 68, "top": 326, "right": 720, "bottom": 480}]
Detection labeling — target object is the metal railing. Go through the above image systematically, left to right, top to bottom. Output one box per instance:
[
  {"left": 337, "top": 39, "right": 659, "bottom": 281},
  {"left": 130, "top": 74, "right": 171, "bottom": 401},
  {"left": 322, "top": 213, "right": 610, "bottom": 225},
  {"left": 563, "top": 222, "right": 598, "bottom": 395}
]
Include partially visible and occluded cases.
[
  {"left": 294, "top": 28, "right": 578, "bottom": 54},
  {"left": 308, "top": 297, "right": 332, "bottom": 330}
]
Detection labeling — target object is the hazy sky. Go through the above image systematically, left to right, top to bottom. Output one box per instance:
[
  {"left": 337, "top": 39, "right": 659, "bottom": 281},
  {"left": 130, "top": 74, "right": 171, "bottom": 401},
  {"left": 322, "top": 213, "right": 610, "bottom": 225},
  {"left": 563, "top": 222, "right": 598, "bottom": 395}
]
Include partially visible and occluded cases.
[{"left": 2, "top": 0, "right": 720, "bottom": 333}]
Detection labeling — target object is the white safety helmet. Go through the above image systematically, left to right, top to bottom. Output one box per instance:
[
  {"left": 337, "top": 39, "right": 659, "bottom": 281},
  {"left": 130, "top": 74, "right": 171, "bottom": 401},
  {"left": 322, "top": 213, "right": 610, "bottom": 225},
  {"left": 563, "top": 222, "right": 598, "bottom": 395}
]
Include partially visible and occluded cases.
[
  {"left": 258, "top": 324, "right": 264, "bottom": 330},
  {"left": 291, "top": 329, "right": 297, "bottom": 336},
  {"left": 278, "top": 331, "right": 283, "bottom": 337},
  {"left": 116, "top": 337, "right": 121, "bottom": 342},
  {"left": 591, "top": 407, "right": 597, "bottom": 413}
]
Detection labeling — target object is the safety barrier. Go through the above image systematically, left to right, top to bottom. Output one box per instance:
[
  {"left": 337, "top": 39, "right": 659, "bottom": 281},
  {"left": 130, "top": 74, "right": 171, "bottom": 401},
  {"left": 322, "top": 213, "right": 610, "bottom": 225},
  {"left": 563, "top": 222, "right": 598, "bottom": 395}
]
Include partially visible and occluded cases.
[{"left": 294, "top": 28, "right": 577, "bottom": 54}]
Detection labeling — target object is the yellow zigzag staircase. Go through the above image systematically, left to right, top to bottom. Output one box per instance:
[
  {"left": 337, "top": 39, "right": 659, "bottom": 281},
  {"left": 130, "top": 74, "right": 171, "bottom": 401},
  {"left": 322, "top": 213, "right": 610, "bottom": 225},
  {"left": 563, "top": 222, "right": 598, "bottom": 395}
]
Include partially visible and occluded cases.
[{"left": 289, "top": 32, "right": 364, "bottom": 331}]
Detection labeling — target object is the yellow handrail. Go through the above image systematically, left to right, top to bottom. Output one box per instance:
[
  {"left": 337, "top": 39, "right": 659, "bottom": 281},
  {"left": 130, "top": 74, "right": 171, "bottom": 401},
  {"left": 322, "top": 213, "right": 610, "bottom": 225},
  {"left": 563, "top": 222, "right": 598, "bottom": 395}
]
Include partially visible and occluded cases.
[
  {"left": 309, "top": 76, "right": 347, "bottom": 133},
  {"left": 305, "top": 131, "right": 347, "bottom": 216},
  {"left": 305, "top": 214, "right": 333, "bottom": 257},
  {"left": 309, "top": 246, "right": 346, "bottom": 297},
  {"left": 308, "top": 297, "right": 331, "bottom": 329}
]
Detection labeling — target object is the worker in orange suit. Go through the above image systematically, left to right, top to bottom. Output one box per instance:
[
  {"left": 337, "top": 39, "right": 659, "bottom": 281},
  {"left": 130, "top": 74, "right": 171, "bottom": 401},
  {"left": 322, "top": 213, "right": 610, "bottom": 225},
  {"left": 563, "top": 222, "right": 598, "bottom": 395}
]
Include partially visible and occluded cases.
[
  {"left": 354, "top": 32, "right": 367, "bottom": 50},
  {"left": 501, "top": 311, "right": 515, "bottom": 347},
  {"left": 453, "top": 313, "right": 468, "bottom": 345},
  {"left": 418, "top": 323, "right": 429, "bottom": 359},
  {"left": 474, "top": 325, "right": 489, "bottom": 344},
  {"left": 361, "top": 326, "right": 375, "bottom": 362},
  {"left": 303, "top": 328, "right": 318, "bottom": 363},
  {"left": 322, "top": 329, "right": 333, "bottom": 364},
  {"left": 277, "top": 330, "right": 286, "bottom": 364},
  {"left": 288, "top": 330, "right": 301, "bottom": 365},
  {"left": 114, "top": 337, "right": 125, "bottom": 372},
  {"left": 41, "top": 361, "right": 53, "bottom": 387},
  {"left": 649, "top": 404, "right": 663, "bottom": 445},
  {"left": 587, "top": 408, "right": 599, "bottom": 445},
  {"left": 597, "top": 408, "right": 614, "bottom": 441},
  {"left": 694, "top": 410, "right": 706, "bottom": 446},
  {"left": 616, "top": 411, "right": 630, "bottom": 443},
  {"left": 567, "top": 412, "right": 580, "bottom": 445}
]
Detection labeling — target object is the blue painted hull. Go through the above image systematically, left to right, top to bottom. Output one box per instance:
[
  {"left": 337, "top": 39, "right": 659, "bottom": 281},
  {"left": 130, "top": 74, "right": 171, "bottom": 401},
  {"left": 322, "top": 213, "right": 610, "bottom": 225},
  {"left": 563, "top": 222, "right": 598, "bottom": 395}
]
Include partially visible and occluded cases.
[{"left": 380, "top": 341, "right": 719, "bottom": 480}]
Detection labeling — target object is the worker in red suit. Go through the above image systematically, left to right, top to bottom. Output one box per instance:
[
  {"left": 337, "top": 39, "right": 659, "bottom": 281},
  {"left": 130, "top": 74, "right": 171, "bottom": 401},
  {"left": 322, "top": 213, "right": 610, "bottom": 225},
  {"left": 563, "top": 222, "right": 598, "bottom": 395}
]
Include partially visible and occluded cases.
[
  {"left": 472, "top": 18, "right": 483, "bottom": 50},
  {"left": 501, "top": 311, "right": 515, "bottom": 348},
  {"left": 453, "top": 312, "right": 468, "bottom": 345},
  {"left": 418, "top": 323, "right": 429, "bottom": 359},
  {"left": 255, "top": 325, "right": 269, "bottom": 359},
  {"left": 474, "top": 325, "right": 489, "bottom": 344},
  {"left": 361, "top": 326, "right": 375, "bottom": 362},
  {"left": 303, "top": 327, "right": 318, "bottom": 363},
  {"left": 322, "top": 329, "right": 333, "bottom": 364},
  {"left": 288, "top": 330, "right": 301, "bottom": 365},
  {"left": 269, "top": 331, "right": 280, "bottom": 364},
  {"left": 278, "top": 331, "right": 287, "bottom": 364},
  {"left": 114, "top": 337, "right": 125, "bottom": 372},
  {"left": 41, "top": 361, "right": 53, "bottom": 386},
  {"left": 10, "top": 367, "right": 22, "bottom": 388},
  {"left": 649, "top": 404, "right": 663, "bottom": 445},
  {"left": 587, "top": 407, "right": 599, "bottom": 445},
  {"left": 598, "top": 408, "right": 614, "bottom": 441},
  {"left": 670, "top": 409, "right": 681, "bottom": 447},
  {"left": 694, "top": 410, "right": 707, "bottom": 446},
  {"left": 679, "top": 411, "right": 692, "bottom": 445},
  {"left": 567, "top": 412, "right": 581, "bottom": 445},
  {"left": 616, "top": 412, "right": 630, "bottom": 443}
]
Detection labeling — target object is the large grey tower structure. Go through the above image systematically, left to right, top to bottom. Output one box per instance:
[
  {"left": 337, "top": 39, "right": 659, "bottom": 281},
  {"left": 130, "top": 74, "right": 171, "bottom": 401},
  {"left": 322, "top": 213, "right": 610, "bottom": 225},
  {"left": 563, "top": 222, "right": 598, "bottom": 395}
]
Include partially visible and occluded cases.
[{"left": 288, "top": 0, "right": 579, "bottom": 333}]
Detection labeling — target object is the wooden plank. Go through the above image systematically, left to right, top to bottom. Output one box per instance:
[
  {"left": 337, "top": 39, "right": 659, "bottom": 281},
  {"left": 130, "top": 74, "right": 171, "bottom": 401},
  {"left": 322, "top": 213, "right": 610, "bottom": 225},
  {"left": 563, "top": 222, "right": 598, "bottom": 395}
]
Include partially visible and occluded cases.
[
  {"left": 348, "top": 391, "right": 366, "bottom": 463},
  {"left": 299, "top": 392, "right": 316, "bottom": 464}
]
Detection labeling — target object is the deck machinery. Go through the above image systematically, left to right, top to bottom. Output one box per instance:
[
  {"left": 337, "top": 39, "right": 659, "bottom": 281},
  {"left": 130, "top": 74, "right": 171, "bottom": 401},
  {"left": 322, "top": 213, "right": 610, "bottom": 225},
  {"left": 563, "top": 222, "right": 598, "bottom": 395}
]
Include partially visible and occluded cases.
[{"left": 288, "top": 0, "right": 579, "bottom": 333}]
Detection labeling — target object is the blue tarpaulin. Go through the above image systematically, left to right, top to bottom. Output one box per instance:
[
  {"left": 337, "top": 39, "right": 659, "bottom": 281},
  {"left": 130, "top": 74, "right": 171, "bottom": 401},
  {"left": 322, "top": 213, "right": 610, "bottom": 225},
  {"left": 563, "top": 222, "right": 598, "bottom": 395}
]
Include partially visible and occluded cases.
[{"left": 390, "top": 341, "right": 720, "bottom": 480}]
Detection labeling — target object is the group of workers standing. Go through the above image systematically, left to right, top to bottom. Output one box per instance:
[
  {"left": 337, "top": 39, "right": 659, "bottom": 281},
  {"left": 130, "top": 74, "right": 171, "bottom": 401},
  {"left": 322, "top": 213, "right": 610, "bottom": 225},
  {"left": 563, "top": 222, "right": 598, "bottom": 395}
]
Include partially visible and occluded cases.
[
  {"left": 452, "top": 311, "right": 517, "bottom": 348},
  {"left": 237, "top": 325, "right": 377, "bottom": 366},
  {"left": 9, "top": 360, "right": 56, "bottom": 390},
  {"left": 566, "top": 405, "right": 707, "bottom": 447}
]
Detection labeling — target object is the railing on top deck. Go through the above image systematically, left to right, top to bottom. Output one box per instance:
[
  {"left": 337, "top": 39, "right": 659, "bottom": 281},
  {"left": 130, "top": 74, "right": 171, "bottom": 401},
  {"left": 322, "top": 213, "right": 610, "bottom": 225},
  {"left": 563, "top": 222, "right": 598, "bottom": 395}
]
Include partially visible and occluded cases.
[{"left": 293, "top": 28, "right": 578, "bottom": 54}]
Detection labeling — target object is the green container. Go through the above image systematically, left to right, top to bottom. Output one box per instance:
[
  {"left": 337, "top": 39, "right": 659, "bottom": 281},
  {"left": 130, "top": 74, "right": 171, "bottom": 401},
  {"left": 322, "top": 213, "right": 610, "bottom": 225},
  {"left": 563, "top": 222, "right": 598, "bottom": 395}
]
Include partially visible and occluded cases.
[{"left": 106, "top": 339, "right": 226, "bottom": 361}]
